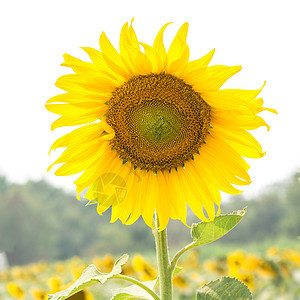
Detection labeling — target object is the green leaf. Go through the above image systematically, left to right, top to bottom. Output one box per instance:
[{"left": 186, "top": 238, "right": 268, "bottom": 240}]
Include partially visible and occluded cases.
[
  {"left": 191, "top": 208, "right": 246, "bottom": 246},
  {"left": 48, "top": 254, "right": 128, "bottom": 300},
  {"left": 173, "top": 265, "right": 183, "bottom": 276},
  {"left": 197, "top": 276, "right": 252, "bottom": 299},
  {"left": 111, "top": 281, "right": 155, "bottom": 300},
  {"left": 111, "top": 293, "right": 147, "bottom": 300},
  {"left": 111, "top": 293, "right": 149, "bottom": 299}
]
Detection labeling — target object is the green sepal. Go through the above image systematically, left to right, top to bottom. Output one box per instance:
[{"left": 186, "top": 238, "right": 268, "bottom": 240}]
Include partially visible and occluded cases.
[
  {"left": 191, "top": 208, "right": 246, "bottom": 246},
  {"left": 48, "top": 254, "right": 128, "bottom": 300},
  {"left": 196, "top": 276, "right": 252, "bottom": 299}
]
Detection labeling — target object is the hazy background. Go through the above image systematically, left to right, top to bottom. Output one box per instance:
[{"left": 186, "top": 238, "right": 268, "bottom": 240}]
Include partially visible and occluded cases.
[{"left": 0, "top": 0, "right": 300, "bottom": 265}]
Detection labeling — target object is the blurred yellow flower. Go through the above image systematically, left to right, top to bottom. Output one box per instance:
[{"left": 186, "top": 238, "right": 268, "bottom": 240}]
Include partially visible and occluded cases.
[
  {"left": 266, "top": 246, "right": 280, "bottom": 258},
  {"left": 282, "top": 249, "right": 300, "bottom": 266},
  {"left": 183, "top": 250, "right": 200, "bottom": 269},
  {"left": 227, "top": 250, "right": 246, "bottom": 275},
  {"left": 102, "top": 254, "right": 115, "bottom": 272},
  {"left": 132, "top": 254, "right": 157, "bottom": 281},
  {"left": 242, "top": 254, "right": 261, "bottom": 272},
  {"left": 92, "top": 256, "right": 103, "bottom": 270},
  {"left": 203, "top": 259, "right": 226, "bottom": 275},
  {"left": 258, "top": 260, "right": 277, "bottom": 278},
  {"left": 121, "top": 261, "right": 135, "bottom": 276},
  {"left": 55, "top": 262, "right": 66, "bottom": 274},
  {"left": 11, "top": 267, "right": 24, "bottom": 280},
  {"left": 237, "top": 273, "right": 255, "bottom": 291},
  {"left": 173, "top": 275, "right": 189, "bottom": 289},
  {"left": 48, "top": 276, "right": 62, "bottom": 293},
  {"left": 6, "top": 281, "right": 25, "bottom": 299},
  {"left": 30, "top": 287, "right": 48, "bottom": 300}
]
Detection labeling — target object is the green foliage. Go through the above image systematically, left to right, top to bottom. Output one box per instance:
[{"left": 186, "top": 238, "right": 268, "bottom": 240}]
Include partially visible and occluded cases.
[
  {"left": 1, "top": 171, "right": 300, "bottom": 265},
  {"left": 0, "top": 177, "right": 154, "bottom": 265},
  {"left": 191, "top": 208, "right": 246, "bottom": 246},
  {"left": 48, "top": 254, "right": 128, "bottom": 300},
  {"left": 197, "top": 277, "right": 252, "bottom": 300}
]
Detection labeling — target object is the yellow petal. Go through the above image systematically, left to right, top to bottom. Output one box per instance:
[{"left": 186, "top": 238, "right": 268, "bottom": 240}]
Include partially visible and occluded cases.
[
  {"left": 128, "top": 19, "right": 140, "bottom": 50},
  {"left": 153, "top": 22, "right": 172, "bottom": 64},
  {"left": 166, "top": 23, "right": 189, "bottom": 67},
  {"left": 100, "top": 32, "right": 131, "bottom": 80},
  {"left": 167, "top": 40, "right": 190, "bottom": 75},
  {"left": 140, "top": 42, "right": 163, "bottom": 73},
  {"left": 186, "top": 49, "right": 215, "bottom": 73},
  {"left": 133, "top": 51, "right": 153, "bottom": 75},
  {"left": 61, "top": 53, "right": 103, "bottom": 77},
  {"left": 186, "top": 65, "right": 242, "bottom": 91},
  {"left": 201, "top": 90, "right": 246, "bottom": 110},
  {"left": 46, "top": 93, "right": 110, "bottom": 108},
  {"left": 49, "top": 123, "right": 102, "bottom": 151},
  {"left": 212, "top": 123, "right": 264, "bottom": 157},
  {"left": 54, "top": 145, "right": 106, "bottom": 176},
  {"left": 75, "top": 148, "right": 119, "bottom": 196},
  {"left": 193, "top": 154, "right": 243, "bottom": 195},
  {"left": 182, "top": 164, "right": 216, "bottom": 220},
  {"left": 168, "top": 169, "right": 187, "bottom": 224},
  {"left": 156, "top": 171, "right": 171, "bottom": 230},
  {"left": 141, "top": 172, "right": 158, "bottom": 228}
]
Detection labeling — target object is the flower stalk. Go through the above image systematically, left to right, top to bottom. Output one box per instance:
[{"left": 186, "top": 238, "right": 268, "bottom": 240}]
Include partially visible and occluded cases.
[{"left": 153, "top": 214, "right": 173, "bottom": 300}]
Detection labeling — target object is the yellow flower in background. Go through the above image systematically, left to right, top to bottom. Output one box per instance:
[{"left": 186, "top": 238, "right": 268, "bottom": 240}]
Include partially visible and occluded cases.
[
  {"left": 46, "top": 20, "right": 276, "bottom": 229},
  {"left": 266, "top": 246, "right": 280, "bottom": 258},
  {"left": 282, "top": 249, "right": 300, "bottom": 267},
  {"left": 227, "top": 250, "right": 246, "bottom": 275},
  {"left": 101, "top": 254, "right": 115, "bottom": 272},
  {"left": 132, "top": 254, "right": 157, "bottom": 281},
  {"left": 242, "top": 254, "right": 261, "bottom": 272},
  {"left": 92, "top": 256, "right": 103, "bottom": 270},
  {"left": 203, "top": 259, "right": 226, "bottom": 275},
  {"left": 257, "top": 260, "right": 277, "bottom": 278},
  {"left": 55, "top": 261, "right": 66, "bottom": 274},
  {"left": 121, "top": 261, "right": 135, "bottom": 276},
  {"left": 11, "top": 266, "right": 24, "bottom": 280},
  {"left": 236, "top": 273, "right": 255, "bottom": 291},
  {"left": 173, "top": 275, "right": 189, "bottom": 289},
  {"left": 48, "top": 276, "right": 62, "bottom": 293},
  {"left": 6, "top": 281, "right": 25, "bottom": 299},
  {"left": 30, "top": 287, "right": 48, "bottom": 300}
]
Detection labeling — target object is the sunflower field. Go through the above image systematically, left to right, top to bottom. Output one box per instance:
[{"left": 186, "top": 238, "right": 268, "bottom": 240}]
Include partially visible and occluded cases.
[{"left": 1, "top": 246, "right": 300, "bottom": 300}]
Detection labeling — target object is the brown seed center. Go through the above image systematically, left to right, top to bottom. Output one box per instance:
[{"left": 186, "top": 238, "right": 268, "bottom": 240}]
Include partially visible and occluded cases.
[{"left": 106, "top": 72, "right": 211, "bottom": 172}]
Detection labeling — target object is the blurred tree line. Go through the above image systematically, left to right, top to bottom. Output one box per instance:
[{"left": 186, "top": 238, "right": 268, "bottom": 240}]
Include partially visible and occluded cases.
[{"left": 0, "top": 171, "right": 299, "bottom": 266}]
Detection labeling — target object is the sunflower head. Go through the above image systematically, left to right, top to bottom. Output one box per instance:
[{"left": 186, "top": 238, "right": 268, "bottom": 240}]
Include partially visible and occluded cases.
[{"left": 46, "top": 20, "right": 276, "bottom": 230}]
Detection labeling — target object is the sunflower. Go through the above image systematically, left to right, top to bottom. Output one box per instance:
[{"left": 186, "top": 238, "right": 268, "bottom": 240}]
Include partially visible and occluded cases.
[{"left": 46, "top": 20, "right": 276, "bottom": 230}]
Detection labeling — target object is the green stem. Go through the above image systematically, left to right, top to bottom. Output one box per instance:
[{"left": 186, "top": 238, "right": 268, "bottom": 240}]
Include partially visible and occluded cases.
[
  {"left": 153, "top": 214, "right": 173, "bottom": 300},
  {"left": 169, "top": 241, "right": 197, "bottom": 273},
  {"left": 113, "top": 274, "right": 160, "bottom": 300}
]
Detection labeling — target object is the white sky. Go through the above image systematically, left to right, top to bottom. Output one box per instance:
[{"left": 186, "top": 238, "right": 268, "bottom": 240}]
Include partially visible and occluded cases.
[{"left": 1, "top": 0, "right": 299, "bottom": 199}]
